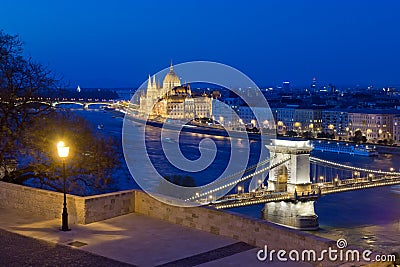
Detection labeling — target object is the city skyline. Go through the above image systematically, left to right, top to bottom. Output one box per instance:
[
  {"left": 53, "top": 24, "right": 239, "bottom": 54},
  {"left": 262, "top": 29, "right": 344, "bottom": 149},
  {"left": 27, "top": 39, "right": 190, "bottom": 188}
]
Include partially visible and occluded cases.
[{"left": 2, "top": 1, "right": 400, "bottom": 88}]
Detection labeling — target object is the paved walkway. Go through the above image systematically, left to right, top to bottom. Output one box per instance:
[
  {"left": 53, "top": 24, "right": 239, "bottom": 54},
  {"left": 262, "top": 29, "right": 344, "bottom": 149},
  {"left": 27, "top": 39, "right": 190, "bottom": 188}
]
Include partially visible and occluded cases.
[
  {"left": 0, "top": 208, "right": 311, "bottom": 266},
  {"left": 0, "top": 229, "right": 132, "bottom": 267}
]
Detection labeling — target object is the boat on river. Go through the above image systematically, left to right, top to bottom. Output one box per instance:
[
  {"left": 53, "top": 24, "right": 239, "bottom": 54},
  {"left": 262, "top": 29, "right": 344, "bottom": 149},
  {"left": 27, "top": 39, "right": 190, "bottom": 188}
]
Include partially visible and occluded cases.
[{"left": 312, "top": 140, "right": 378, "bottom": 156}]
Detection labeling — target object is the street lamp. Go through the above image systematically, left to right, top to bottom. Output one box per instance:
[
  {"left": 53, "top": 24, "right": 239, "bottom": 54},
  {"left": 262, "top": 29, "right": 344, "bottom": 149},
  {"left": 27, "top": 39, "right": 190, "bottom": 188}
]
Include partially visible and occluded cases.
[
  {"left": 57, "top": 141, "right": 70, "bottom": 231},
  {"left": 368, "top": 173, "right": 374, "bottom": 181},
  {"left": 318, "top": 176, "right": 324, "bottom": 187},
  {"left": 258, "top": 179, "right": 263, "bottom": 188}
]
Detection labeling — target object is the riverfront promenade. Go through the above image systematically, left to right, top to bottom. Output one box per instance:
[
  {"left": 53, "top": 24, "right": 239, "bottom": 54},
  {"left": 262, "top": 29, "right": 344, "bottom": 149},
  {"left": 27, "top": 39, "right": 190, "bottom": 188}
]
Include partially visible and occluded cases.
[{"left": 0, "top": 207, "right": 312, "bottom": 267}]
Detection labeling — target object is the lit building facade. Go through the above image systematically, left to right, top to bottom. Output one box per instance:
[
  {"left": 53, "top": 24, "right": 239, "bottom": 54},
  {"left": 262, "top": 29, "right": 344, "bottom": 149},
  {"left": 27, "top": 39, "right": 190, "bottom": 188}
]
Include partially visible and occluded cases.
[
  {"left": 139, "top": 63, "right": 212, "bottom": 120},
  {"left": 212, "top": 99, "right": 240, "bottom": 128},
  {"left": 238, "top": 106, "right": 273, "bottom": 129},
  {"left": 272, "top": 107, "right": 321, "bottom": 134},
  {"left": 273, "top": 107, "right": 295, "bottom": 134},
  {"left": 293, "top": 109, "right": 322, "bottom": 133},
  {"left": 322, "top": 110, "right": 349, "bottom": 136},
  {"left": 348, "top": 110, "right": 396, "bottom": 142},
  {"left": 393, "top": 116, "right": 400, "bottom": 144}
]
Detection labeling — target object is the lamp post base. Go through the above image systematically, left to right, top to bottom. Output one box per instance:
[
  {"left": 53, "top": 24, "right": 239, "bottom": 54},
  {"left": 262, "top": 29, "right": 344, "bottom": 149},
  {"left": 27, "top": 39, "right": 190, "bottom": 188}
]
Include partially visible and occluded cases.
[{"left": 60, "top": 207, "right": 70, "bottom": 231}]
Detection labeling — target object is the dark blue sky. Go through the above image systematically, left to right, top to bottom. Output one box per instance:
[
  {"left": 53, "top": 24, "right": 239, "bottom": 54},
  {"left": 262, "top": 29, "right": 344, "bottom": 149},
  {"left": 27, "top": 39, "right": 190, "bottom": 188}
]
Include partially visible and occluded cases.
[{"left": 3, "top": 1, "right": 400, "bottom": 88}]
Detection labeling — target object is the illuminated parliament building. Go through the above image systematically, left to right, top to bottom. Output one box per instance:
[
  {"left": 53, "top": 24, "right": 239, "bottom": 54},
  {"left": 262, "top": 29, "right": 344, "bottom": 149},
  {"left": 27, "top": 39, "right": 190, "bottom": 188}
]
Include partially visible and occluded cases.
[{"left": 139, "top": 63, "right": 212, "bottom": 120}]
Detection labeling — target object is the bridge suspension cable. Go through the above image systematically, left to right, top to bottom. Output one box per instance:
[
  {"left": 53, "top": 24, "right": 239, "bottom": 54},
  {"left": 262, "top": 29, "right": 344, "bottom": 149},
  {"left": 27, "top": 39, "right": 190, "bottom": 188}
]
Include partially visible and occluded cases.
[
  {"left": 188, "top": 156, "right": 291, "bottom": 201},
  {"left": 310, "top": 156, "right": 400, "bottom": 176}
]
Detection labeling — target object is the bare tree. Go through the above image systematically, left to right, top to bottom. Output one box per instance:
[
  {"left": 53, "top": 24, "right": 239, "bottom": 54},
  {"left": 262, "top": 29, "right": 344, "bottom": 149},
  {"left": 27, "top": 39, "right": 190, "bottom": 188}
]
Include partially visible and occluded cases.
[
  {"left": 0, "top": 30, "right": 55, "bottom": 174},
  {"left": 0, "top": 31, "right": 119, "bottom": 195}
]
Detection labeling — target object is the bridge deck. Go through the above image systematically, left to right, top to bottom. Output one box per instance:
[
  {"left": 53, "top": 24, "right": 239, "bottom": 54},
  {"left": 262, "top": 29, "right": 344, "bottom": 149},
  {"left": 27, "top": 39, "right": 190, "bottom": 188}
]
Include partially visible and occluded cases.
[{"left": 210, "top": 176, "right": 400, "bottom": 209}]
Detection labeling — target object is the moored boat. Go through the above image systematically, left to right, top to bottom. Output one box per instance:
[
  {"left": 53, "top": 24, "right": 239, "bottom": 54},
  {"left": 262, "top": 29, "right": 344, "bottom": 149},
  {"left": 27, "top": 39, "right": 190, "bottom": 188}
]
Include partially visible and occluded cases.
[{"left": 312, "top": 141, "right": 378, "bottom": 156}]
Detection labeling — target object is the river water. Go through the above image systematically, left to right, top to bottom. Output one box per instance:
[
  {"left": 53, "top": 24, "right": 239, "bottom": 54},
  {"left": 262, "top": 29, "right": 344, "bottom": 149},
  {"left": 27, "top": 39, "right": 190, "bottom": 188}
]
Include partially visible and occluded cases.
[{"left": 75, "top": 107, "right": 400, "bottom": 254}]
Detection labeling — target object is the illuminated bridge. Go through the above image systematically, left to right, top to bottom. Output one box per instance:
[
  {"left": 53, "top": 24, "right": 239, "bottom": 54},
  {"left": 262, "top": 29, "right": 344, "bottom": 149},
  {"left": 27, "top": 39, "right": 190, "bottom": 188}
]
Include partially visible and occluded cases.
[
  {"left": 29, "top": 100, "right": 115, "bottom": 109},
  {"left": 185, "top": 139, "right": 400, "bottom": 230}
]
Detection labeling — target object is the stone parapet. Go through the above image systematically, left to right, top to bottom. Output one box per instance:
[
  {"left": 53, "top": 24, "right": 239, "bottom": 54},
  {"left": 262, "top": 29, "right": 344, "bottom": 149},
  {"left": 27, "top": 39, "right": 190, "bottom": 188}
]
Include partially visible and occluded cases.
[{"left": 0, "top": 182, "right": 134, "bottom": 224}]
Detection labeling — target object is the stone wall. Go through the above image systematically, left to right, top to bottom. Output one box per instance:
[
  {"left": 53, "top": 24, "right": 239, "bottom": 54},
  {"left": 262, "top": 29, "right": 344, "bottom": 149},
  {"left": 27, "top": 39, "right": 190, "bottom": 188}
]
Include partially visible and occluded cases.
[
  {"left": 0, "top": 182, "right": 135, "bottom": 224},
  {"left": 0, "top": 182, "right": 85, "bottom": 224},
  {"left": 83, "top": 190, "right": 135, "bottom": 224},
  {"left": 133, "top": 190, "right": 335, "bottom": 252}
]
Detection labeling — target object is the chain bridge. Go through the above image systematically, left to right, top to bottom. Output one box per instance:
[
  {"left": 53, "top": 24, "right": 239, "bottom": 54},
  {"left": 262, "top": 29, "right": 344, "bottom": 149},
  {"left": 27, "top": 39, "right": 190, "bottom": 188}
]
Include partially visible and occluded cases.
[{"left": 185, "top": 139, "right": 400, "bottom": 230}]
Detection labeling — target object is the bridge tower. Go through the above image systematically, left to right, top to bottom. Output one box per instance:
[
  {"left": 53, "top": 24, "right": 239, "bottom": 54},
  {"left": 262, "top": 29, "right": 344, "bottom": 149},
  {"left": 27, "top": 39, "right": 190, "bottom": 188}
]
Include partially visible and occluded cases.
[
  {"left": 263, "top": 139, "right": 318, "bottom": 230},
  {"left": 266, "top": 139, "right": 313, "bottom": 194}
]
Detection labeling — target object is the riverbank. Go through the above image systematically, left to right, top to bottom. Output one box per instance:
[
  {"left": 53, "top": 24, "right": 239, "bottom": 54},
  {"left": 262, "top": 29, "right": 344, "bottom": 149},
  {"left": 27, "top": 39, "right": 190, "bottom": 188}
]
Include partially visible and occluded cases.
[
  {"left": 119, "top": 109, "right": 400, "bottom": 156},
  {"left": 125, "top": 114, "right": 264, "bottom": 140}
]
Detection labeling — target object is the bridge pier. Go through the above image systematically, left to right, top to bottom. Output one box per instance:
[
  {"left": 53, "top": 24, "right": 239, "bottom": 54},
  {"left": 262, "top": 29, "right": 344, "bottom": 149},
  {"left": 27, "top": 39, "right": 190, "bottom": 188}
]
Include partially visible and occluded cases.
[
  {"left": 262, "top": 139, "right": 319, "bottom": 230},
  {"left": 261, "top": 199, "right": 319, "bottom": 230}
]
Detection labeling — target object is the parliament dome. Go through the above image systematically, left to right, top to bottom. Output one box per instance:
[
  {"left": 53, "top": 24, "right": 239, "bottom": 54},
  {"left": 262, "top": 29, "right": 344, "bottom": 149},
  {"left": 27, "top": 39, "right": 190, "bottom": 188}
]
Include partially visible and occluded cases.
[{"left": 163, "top": 63, "right": 181, "bottom": 89}]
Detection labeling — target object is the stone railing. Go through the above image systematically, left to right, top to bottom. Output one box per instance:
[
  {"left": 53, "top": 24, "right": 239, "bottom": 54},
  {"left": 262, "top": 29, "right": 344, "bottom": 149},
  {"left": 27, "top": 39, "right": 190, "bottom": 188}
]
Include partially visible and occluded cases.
[{"left": 0, "top": 182, "right": 134, "bottom": 224}]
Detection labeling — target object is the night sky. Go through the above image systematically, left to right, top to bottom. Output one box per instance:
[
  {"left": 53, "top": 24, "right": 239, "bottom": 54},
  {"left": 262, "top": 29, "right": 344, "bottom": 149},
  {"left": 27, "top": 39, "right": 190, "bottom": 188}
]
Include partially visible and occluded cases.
[{"left": 2, "top": 0, "right": 400, "bottom": 88}]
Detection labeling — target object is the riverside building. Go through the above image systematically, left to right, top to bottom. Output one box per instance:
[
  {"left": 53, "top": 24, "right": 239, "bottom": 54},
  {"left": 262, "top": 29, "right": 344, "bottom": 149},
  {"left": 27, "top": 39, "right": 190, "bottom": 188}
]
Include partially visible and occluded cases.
[{"left": 139, "top": 63, "right": 212, "bottom": 120}]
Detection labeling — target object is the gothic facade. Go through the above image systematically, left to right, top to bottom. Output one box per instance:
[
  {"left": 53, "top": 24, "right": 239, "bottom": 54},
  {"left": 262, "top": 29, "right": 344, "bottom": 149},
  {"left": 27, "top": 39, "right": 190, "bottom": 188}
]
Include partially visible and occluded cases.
[{"left": 139, "top": 63, "right": 212, "bottom": 120}]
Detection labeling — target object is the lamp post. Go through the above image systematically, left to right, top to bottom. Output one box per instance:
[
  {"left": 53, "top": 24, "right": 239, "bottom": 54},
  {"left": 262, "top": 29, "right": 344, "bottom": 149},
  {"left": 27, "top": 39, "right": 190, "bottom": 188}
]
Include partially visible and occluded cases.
[
  {"left": 57, "top": 141, "right": 70, "bottom": 231},
  {"left": 368, "top": 173, "right": 374, "bottom": 181},
  {"left": 333, "top": 174, "right": 340, "bottom": 187},
  {"left": 318, "top": 176, "right": 324, "bottom": 187},
  {"left": 258, "top": 179, "right": 263, "bottom": 189},
  {"left": 237, "top": 186, "right": 242, "bottom": 194}
]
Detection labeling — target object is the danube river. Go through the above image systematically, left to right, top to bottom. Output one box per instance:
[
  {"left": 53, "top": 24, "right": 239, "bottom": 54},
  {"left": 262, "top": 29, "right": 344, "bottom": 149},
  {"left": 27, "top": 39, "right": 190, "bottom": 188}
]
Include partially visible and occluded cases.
[{"left": 75, "top": 107, "right": 400, "bottom": 254}]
